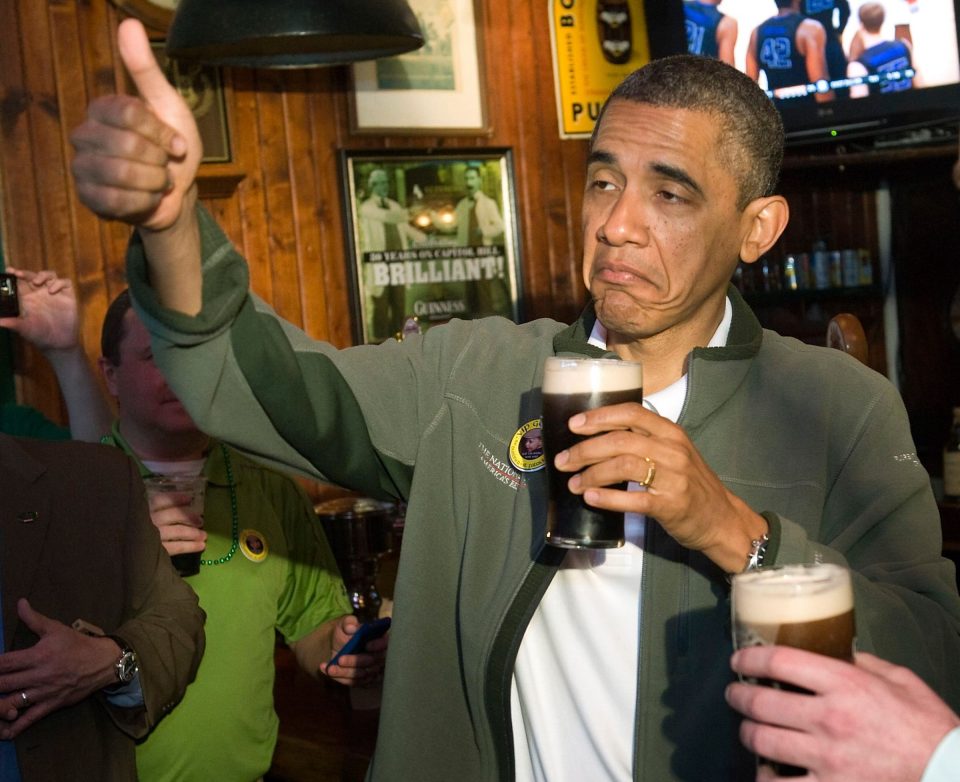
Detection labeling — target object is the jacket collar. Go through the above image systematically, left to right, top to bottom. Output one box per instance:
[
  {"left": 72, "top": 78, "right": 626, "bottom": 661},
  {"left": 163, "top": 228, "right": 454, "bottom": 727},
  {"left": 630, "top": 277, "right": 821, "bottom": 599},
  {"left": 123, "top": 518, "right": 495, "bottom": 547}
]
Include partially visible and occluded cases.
[{"left": 551, "top": 285, "right": 763, "bottom": 430}]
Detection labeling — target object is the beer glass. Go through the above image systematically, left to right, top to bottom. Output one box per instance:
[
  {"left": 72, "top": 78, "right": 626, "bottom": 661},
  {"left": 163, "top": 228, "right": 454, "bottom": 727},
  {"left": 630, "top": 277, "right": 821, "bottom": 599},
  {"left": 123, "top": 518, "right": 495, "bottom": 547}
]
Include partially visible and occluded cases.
[
  {"left": 541, "top": 356, "right": 643, "bottom": 549},
  {"left": 143, "top": 475, "right": 208, "bottom": 577},
  {"left": 731, "top": 563, "right": 855, "bottom": 776}
]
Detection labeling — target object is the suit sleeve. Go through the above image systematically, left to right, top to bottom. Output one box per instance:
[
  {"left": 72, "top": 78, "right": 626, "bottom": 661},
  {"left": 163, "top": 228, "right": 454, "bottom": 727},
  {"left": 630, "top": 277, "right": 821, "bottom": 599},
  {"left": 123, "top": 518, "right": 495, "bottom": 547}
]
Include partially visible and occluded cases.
[{"left": 104, "top": 459, "right": 205, "bottom": 738}]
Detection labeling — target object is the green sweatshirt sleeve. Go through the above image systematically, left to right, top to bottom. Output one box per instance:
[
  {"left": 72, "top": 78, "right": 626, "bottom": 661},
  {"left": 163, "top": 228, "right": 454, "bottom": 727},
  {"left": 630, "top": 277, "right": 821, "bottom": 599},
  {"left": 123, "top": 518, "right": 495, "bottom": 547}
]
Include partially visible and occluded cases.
[{"left": 125, "top": 205, "right": 413, "bottom": 500}]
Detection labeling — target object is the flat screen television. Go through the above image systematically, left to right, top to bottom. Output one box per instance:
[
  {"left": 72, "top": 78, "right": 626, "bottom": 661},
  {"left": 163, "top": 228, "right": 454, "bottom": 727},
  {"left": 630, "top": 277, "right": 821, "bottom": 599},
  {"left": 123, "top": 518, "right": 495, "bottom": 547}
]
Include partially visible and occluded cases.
[{"left": 651, "top": 0, "right": 960, "bottom": 147}]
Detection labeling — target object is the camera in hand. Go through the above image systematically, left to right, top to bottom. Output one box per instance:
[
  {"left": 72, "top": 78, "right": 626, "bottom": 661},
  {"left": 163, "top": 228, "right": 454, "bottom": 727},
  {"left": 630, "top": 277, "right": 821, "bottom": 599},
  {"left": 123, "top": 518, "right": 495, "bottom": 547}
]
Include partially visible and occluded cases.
[{"left": 0, "top": 274, "right": 19, "bottom": 318}]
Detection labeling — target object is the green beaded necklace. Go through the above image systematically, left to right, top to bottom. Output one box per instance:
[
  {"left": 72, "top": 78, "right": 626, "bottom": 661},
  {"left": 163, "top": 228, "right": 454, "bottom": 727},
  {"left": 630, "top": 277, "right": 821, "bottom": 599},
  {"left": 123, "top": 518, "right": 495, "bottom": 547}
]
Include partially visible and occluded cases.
[{"left": 200, "top": 443, "right": 239, "bottom": 567}]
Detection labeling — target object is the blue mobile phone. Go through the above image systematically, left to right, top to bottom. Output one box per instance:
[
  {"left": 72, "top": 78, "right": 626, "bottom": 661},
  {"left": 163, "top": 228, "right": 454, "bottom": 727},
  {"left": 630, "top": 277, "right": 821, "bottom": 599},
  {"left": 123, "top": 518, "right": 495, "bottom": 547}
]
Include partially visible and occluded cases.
[{"left": 328, "top": 617, "right": 391, "bottom": 667}]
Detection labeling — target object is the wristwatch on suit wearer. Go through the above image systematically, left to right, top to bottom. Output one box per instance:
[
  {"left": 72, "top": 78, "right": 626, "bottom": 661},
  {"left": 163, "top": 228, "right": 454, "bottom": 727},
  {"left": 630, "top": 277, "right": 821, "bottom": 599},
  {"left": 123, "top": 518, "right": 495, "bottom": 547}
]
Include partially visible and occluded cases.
[{"left": 106, "top": 635, "right": 139, "bottom": 684}]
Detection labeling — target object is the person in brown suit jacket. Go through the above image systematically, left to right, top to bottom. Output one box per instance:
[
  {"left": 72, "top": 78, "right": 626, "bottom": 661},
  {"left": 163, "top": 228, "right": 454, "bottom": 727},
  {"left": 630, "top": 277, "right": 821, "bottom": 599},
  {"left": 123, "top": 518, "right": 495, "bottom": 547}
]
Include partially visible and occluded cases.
[{"left": 0, "top": 433, "right": 205, "bottom": 781}]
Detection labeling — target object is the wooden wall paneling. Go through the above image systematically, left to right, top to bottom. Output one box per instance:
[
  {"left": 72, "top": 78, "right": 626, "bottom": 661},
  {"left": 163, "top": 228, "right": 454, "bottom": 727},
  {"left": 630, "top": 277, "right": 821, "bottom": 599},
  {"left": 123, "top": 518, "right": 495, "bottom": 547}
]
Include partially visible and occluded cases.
[
  {"left": 0, "top": 0, "right": 43, "bottom": 275},
  {"left": 498, "top": 0, "right": 554, "bottom": 321},
  {"left": 7, "top": 1, "right": 66, "bottom": 417},
  {"left": 51, "top": 3, "right": 111, "bottom": 385},
  {"left": 21, "top": 4, "right": 72, "bottom": 278},
  {"left": 223, "top": 68, "right": 271, "bottom": 303},
  {"left": 315, "top": 68, "right": 358, "bottom": 349},
  {"left": 297, "top": 69, "right": 345, "bottom": 346},
  {"left": 280, "top": 70, "right": 321, "bottom": 338},
  {"left": 250, "top": 72, "right": 300, "bottom": 328},
  {"left": 244, "top": 73, "right": 288, "bottom": 313}
]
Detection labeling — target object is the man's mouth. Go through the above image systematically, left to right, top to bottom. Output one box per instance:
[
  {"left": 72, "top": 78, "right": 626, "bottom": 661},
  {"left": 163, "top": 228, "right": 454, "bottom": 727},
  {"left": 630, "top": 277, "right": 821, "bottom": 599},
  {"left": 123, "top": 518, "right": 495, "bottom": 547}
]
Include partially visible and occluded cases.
[{"left": 593, "top": 260, "right": 655, "bottom": 288}]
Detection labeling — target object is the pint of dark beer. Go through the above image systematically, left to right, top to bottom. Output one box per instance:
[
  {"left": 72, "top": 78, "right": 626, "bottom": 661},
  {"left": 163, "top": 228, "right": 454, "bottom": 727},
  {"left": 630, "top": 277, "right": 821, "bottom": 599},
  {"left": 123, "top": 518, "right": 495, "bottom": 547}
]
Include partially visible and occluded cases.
[
  {"left": 541, "top": 356, "right": 643, "bottom": 549},
  {"left": 731, "top": 564, "right": 855, "bottom": 776}
]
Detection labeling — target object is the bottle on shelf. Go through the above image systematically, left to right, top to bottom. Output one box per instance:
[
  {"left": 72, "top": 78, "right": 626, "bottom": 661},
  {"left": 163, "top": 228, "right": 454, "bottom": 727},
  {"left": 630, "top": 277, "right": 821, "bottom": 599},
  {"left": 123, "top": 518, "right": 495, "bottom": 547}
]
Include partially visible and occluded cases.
[
  {"left": 811, "top": 240, "right": 830, "bottom": 290},
  {"left": 944, "top": 407, "right": 960, "bottom": 502}
]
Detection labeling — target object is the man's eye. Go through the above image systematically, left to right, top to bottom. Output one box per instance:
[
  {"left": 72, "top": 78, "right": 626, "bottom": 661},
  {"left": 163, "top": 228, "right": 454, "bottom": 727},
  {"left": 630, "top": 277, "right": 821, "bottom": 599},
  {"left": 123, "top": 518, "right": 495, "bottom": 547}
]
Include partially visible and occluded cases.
[{"left": 591, "top": 179, "right": 616, "bottom": 191}]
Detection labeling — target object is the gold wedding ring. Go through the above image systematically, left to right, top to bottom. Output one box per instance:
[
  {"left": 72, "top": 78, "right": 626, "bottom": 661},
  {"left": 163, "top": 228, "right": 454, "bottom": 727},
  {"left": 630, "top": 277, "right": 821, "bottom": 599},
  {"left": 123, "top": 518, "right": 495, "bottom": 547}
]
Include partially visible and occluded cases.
[{"left": 639, "top": 456, "right": 656, "bottom": 488}]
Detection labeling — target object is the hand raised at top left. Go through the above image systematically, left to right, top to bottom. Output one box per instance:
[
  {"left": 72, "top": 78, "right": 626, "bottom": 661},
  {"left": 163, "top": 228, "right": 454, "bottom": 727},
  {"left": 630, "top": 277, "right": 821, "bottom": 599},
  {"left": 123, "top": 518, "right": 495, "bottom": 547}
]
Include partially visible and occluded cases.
[
  {"left": 69, "top": 18, "right": 202, "bottom": 231},
  {"left": 0, "top": 268, "right": 79, "bottom": 352}
]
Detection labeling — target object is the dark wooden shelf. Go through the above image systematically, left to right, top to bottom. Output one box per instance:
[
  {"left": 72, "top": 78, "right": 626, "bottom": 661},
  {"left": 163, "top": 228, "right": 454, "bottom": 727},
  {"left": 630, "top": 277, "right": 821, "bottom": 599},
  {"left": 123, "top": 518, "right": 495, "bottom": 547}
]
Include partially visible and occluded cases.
[
  {"left": 783, "top": 141, "right": 957, "bottom": 171},
  {"left": 742, "top": 284, "right": 883, "bottom": 308}
]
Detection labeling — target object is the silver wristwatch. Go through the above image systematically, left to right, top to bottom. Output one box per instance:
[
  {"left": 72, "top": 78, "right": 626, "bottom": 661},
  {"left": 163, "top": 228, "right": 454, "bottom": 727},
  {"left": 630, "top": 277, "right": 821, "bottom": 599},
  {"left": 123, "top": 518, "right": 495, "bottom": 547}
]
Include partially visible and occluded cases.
[{"left": 107, "top": 636, "right": 139, "bottom": 684}]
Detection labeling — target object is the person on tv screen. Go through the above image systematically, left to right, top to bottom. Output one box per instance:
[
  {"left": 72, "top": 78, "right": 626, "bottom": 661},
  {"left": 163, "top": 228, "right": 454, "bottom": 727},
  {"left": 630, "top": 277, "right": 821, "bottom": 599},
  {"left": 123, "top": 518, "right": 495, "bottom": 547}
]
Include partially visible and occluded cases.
[
  {"left": 683, "top": 0, "right": 738, "bottom": 65},
  {"left": 747, "top": 0, "right": 835, "bottom": 104},
  {"left": 802, "top": 0, "right": 851, "bottom": 84},
  {"left": 848, "top": 0, "right": 916, "bottom": 61},
  {"left": 847, "top": 2, "right": 915, "bottom": 98}
]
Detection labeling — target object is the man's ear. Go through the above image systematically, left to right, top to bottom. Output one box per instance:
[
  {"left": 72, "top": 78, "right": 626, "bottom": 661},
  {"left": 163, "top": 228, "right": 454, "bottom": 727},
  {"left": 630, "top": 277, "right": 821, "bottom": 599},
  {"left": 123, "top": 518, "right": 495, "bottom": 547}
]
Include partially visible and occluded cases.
[
  {"left": 739, "top": 195, "right": 789, "bottom": 265},
  {"left": 98, "top": 356, "right": 119, "bottom": 398}
]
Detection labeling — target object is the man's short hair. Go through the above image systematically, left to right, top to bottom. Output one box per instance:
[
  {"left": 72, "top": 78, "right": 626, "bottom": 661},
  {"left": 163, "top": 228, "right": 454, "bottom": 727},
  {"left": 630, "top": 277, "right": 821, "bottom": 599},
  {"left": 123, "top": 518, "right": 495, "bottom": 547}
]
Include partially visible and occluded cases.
[
  {"left": 859, "top": 2, "right": 885, "bottom": 32},
  {"left": 590, "top": 54, "right": 784, "bottom": 209},
  {"left": 101, "top": 288, "right": 133, "bottom": 367}
]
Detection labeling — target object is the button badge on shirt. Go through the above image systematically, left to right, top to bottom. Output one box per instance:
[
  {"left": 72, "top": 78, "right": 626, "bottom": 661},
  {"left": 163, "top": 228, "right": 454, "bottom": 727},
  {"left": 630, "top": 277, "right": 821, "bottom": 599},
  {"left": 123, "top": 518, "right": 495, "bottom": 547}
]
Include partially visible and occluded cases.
[{"left": 240, "top": 529, "right": 268, "bottom": 562}]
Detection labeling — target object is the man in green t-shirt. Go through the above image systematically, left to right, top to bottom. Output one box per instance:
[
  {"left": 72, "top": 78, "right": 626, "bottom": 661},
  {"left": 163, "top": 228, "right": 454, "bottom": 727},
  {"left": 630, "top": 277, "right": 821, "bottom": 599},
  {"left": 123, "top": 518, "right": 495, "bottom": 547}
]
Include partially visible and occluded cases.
[{"left": 97, "top": 290, "right": 385, "bottom": 782}]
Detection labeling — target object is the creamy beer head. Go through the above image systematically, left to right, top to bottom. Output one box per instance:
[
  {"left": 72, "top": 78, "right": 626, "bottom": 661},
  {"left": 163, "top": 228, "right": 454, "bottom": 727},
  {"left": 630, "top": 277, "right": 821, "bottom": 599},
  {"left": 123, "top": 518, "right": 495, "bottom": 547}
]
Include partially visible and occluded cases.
[
  {"left": 543, "top": 357, "right": 643, "bottom": 395},
  {"left": 732, "top": 564, "right": 855, "bottom": 660},
  {"left": 733, "top": 564, "right": 853, "bottom": 624}
]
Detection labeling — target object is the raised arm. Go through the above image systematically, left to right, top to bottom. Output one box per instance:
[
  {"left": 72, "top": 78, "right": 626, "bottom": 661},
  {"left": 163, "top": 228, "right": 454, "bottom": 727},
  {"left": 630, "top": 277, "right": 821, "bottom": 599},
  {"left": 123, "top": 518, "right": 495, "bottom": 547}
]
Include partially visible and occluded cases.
[
  {"left": 70, "top": 19, "right": 203, "bottom": 316},
  {"left": 0, "top": 268, "right": 113, "bottom": 441}
]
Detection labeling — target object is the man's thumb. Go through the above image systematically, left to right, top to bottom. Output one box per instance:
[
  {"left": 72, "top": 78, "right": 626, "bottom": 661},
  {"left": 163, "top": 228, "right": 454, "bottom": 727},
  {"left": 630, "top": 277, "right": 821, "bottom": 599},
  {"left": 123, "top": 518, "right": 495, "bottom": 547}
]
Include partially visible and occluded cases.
[
  {"left": 117, "top": 18, "right": 178, "bottom": 108},
  {"left": 16, "top": 598, "right": 48, "bottom": 636}
]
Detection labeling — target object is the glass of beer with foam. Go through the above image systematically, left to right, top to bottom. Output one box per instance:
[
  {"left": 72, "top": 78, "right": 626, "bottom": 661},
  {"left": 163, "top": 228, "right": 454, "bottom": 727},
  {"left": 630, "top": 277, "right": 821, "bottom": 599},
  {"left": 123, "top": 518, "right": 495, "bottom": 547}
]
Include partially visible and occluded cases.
[
  {"left": 541, "top": 356, "right": 643, "bottom": 549},
  {"left": 731, "top": 563, "right": 856, "bottom": 775}
]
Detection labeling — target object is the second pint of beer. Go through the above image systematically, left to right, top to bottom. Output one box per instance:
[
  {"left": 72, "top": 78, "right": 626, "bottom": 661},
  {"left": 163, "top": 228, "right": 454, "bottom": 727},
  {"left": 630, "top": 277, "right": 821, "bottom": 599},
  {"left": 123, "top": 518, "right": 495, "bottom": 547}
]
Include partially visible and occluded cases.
[{"left": 731, "top": 563, "right": 855, "bottom": 777}]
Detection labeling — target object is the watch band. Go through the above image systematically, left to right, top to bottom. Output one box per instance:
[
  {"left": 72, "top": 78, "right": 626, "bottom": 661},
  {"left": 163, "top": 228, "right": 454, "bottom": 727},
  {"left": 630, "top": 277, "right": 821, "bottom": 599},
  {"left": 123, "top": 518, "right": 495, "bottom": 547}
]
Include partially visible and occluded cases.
[
  {"left": 743, "top": 532, "right": 770, "bottom": 572},
  {"left": 106, "top": 635, "right": 138, "bottom": 684}
]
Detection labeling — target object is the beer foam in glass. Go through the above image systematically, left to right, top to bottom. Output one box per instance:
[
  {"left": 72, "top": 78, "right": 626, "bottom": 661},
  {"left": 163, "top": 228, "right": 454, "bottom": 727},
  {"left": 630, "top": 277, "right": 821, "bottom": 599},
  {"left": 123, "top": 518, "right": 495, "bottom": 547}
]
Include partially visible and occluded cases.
[{"left": 541, "top": 356, "right": 643, "bottom": 548}]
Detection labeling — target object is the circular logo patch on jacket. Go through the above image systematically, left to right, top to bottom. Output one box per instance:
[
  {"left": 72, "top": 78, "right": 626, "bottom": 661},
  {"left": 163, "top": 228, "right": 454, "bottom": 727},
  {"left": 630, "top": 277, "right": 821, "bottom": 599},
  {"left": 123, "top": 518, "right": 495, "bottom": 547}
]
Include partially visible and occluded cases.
[{"left": 509, "top": 419, "right": 545, "bottom": 473}]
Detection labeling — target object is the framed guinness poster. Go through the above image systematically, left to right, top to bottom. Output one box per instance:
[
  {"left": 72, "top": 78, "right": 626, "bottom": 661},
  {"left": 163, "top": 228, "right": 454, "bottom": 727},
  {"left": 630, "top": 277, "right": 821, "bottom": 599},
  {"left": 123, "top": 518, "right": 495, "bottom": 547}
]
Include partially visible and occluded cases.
[{"left": 340, "top": 149, "right": 522, "bottom": 344}]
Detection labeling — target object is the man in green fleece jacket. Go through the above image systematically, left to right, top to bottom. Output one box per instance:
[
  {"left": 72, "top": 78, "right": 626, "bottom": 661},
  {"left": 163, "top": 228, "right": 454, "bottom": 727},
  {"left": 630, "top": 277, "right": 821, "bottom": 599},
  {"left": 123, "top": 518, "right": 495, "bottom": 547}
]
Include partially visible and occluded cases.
[{"left": 69, "top": 19, "right": 960, "bottom": 782}]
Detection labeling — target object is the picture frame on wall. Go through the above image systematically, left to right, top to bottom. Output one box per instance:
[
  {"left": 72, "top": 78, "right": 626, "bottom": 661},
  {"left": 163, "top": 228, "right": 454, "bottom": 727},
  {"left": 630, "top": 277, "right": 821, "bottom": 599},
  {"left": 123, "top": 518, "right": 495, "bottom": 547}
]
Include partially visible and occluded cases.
[
  {"left": 350, "top": 0, "right": 488, "bottom": 134},
  {"left": 150, "top": 42, "right": 232, "bottom": 163},
  {"left": 340, "top": 149, "right": 523, "bottom": 344}
]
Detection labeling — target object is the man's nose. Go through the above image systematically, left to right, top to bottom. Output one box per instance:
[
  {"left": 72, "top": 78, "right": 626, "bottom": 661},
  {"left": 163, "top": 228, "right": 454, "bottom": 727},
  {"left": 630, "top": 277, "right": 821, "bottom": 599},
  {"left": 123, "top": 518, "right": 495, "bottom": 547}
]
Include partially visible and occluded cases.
[{"left": 598, "top": 194, "right": 650, "bottom": 246}]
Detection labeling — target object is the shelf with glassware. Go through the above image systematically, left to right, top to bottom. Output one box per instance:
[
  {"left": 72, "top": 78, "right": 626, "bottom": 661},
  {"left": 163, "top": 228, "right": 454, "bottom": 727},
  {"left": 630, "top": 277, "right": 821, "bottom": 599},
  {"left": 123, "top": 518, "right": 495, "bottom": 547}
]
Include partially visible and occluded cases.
[{"left": 735, "top": 243, "right": 886, "bottom": 372}]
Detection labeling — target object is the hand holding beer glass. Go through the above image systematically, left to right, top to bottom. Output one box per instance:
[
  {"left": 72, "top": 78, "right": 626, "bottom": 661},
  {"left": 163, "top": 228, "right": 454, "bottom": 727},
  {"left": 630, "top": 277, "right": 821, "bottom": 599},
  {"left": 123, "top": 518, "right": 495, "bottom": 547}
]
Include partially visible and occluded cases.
[
  {"left": 541, "top": 356, "right": 643, "bottom": 548},
  {"left": 143, "top": 474, "right": 208, "bottom": 577},
  {"left": 731, "top": 563, "right": 856, "bottom": 776}
]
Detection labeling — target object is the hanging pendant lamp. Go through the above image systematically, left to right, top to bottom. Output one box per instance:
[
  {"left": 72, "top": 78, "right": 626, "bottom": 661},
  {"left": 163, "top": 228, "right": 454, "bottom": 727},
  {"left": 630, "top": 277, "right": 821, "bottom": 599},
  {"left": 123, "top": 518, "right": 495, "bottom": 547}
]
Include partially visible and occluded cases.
[{"left": 166, "top": 0, "right": 424, "bottom": 68}]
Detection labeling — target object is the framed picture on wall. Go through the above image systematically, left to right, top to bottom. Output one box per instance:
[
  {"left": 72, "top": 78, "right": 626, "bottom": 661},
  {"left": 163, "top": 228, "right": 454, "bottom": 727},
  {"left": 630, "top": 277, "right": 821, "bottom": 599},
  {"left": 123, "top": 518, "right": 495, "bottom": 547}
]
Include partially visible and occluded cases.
[
  {"left": 349, "top": 0, "right": 488, "bottom": 134},
  {"left": 150, "top": 42, "right": 232, "bottom": 163},
  {"left": 340, "top": 148, "right": 523, "bottom": 344}
]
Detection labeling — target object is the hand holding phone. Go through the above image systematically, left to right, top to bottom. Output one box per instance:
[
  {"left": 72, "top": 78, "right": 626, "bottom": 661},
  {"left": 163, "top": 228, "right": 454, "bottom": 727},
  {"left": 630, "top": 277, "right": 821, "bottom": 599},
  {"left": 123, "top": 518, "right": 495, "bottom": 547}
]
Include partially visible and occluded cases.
[
  {"left": 0, "top": 273, "right": 20, "bottom": 318},
  {"left": 328, "top": 617, "right": 391, "bottom": 667}
]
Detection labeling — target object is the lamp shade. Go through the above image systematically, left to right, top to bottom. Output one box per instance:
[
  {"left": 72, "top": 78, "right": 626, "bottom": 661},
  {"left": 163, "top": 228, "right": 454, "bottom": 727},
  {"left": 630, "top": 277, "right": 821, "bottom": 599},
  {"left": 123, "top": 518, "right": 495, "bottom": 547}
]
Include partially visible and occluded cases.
[{"left": 166, "top": 0, "right": 424, "bottom": 68}]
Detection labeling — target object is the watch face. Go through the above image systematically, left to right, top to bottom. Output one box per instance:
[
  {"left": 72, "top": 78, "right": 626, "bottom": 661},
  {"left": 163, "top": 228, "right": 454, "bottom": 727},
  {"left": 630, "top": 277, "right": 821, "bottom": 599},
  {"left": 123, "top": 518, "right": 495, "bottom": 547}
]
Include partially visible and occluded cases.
[{"left": 117, "top": 650, "right": 139, "bottom": 683}]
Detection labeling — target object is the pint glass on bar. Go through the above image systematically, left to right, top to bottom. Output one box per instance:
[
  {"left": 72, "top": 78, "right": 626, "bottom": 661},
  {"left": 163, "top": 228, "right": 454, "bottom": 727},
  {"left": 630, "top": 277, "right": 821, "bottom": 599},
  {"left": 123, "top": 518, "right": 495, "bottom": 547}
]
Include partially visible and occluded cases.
[
  {"left": 541, "top": 356, "right": 643, "bottom": 549},
  {"left": 731, "top": 563, "right": 856, "bottom": 776}
]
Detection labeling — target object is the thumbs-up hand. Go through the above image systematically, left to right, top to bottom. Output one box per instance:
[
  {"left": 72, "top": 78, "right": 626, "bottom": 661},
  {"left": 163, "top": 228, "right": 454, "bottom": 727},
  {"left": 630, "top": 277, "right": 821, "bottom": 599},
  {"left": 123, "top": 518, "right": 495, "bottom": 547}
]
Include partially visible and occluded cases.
[{"left": 70, "top": 19, "right": 202, "bottom": 231}]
